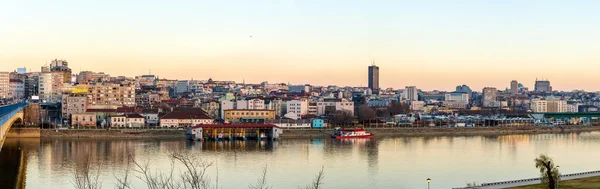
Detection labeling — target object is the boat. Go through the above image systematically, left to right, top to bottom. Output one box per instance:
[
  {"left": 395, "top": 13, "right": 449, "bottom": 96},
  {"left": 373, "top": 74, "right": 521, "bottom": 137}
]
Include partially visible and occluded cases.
[{"left": 331, "top": 127, "right": 374, "bottom": 139}]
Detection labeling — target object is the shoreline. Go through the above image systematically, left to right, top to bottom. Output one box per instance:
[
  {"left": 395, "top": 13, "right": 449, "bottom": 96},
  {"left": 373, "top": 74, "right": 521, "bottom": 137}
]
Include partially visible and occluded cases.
[
  {"left": 31, "top": 126, "right": 600, "bottom": 139},
  {"left": 282, "top": 126, "right": 600, "bottom": 138}
]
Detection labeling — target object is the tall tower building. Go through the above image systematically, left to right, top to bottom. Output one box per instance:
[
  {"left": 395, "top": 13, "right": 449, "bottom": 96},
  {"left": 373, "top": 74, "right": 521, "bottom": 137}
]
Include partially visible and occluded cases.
[
  {"left": 368, "top": 63, "right": 379, "bottom": 94},
  {"left": 0, "top": 72, "right": 9, "bottom": 99},
  {"left": 534, "top": 79, "right": 551, "bottom": 92},
  {"left": 510, "top": 80, "right": 518, "bottom": 94},
  {"left": 405, "top": 86, "right": 418, "bottom": 101},
  {"left": 482, "top": 87, "right": 498, "bottom": 108}
]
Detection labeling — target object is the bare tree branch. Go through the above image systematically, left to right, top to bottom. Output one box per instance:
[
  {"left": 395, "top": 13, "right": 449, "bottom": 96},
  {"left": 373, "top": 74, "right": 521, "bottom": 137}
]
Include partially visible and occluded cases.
[
  {"left": 71, "top": 152, "right": 103, "bottom": 189},
  {"left": 249, "top": 165, "right": 272, "bottom": 189},
  {"left": 298, "top": 166, "right": 325, "bottom": 189}
]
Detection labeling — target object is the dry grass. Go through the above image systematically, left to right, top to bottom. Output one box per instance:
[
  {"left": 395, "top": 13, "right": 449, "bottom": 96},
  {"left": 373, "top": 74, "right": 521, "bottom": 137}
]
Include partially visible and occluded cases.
[{"left": 509, "top": 176, "right": 600, "bottom": 189}]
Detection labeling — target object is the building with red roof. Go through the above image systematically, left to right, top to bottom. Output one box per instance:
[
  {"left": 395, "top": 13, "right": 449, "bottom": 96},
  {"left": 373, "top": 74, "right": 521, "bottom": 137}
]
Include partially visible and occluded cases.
[
  {"left": 160, "top": 110, "right": 213, "bottom": 128},
  {"left": 186, "top": 124, "right": 282, "bottom": 141}
]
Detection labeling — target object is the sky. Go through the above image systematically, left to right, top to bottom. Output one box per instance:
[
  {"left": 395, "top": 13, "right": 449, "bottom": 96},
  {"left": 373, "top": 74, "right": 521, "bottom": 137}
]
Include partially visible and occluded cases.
[{"left": 1, "top": 0, "right": 600, "bottom": 91}]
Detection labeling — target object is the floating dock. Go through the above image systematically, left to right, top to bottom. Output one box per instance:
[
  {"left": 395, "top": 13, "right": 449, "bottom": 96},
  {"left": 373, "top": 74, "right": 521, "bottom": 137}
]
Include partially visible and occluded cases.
[{"left": 186, "top": 124, "right": 282, "bottom": 141}]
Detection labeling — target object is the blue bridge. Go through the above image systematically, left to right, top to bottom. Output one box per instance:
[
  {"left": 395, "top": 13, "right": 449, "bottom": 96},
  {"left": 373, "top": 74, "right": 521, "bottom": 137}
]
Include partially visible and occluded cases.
[{"left": 0, "top": 103, "right": 28, "bottom": 151}]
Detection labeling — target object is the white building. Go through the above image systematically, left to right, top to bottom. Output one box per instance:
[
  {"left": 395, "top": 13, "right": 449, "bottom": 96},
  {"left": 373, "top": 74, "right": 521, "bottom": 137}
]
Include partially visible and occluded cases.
[
  {"left": 50, "top": 59, "right": 68, "bottom": 68},
  {"left": 0, "top": 72, "right": 8, "bottom": 99},
  {"left": 38, "top": 72, "right": 63, "bottom": 103},
  {"left": 9, "top": 79, "right": 25, "bottom": 99},
  {"left": 405, "top": 86, "right": 418, "bottom": 101},
  {"left": 444, "top": 92, "right": 469, "bottom": 103},
  {"left": 219, "top": 98, "right": 270, "bottom": 119},
  {"left": 237, "top": 98, "right": 266, "bottom": 110},
  {"left": 287, "top": 98, "right": 309, "bottom": 119},
  {"left": 316, "top": 98, "right": 354, "bottom": 116},
  {"left": 530, "top": 99, "right": 547, "bottom": 112},
  {"left": 531, "top": 99, "right": 567, "bottom": 113},
  {"left": 220, "top": 100, "right": 235, "bottom": 119},
  {"left": 410, "top": 101, "right": 425, "bottom": 111},
  {"left": 308, "top": 102, "right": 318, "bottom": 115},
  {"left": 567, "top": 103, "right": 582, "bottom": 113},
  {"left": 141, "top": 110, "right": 160, "bottom": 126},
  {"left": 160, "top": 111, "right": 214, "bottom": 128},
  {"left": 110, "top": 114, "right": 145, "bottom": 127},
  {"left": 265, "top": 119, "right": 311, "bottom": 128}
]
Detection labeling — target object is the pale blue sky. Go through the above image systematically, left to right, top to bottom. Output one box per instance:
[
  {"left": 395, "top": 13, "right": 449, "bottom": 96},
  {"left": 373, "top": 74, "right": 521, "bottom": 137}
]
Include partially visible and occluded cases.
[{"left": 1, "top": 0, "right": 600, "bottom": 91}]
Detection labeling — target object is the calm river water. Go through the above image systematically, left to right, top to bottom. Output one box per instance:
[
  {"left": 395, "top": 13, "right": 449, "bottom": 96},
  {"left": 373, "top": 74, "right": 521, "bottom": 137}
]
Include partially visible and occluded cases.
[{"left": 2, "top": 132, "right": 600, "bottom": 189}]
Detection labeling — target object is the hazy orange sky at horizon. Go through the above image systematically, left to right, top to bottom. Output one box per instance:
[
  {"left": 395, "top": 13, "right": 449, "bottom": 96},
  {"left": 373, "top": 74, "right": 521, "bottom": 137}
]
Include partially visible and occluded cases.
[{"left": 2, "top": 0, "right": 600, "bottom": 91}]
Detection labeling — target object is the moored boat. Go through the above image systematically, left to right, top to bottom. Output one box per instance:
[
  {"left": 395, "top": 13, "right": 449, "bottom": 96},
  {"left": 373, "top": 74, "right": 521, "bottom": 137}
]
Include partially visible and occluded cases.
[{"left": 331, "top": 127, "right": 374, "bottom": 139}]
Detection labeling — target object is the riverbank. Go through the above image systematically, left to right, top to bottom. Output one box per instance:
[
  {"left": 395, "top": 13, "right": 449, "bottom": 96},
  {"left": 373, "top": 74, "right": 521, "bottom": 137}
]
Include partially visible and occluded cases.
[
  {"left": 37, "top": 126, "right": 600, "bottom": 139},
  {"left": 282, "top": 126, "right": 600, "bottom": 138},
  {"left": 41, "top": 129, "right": 186, "bottom": 139}
]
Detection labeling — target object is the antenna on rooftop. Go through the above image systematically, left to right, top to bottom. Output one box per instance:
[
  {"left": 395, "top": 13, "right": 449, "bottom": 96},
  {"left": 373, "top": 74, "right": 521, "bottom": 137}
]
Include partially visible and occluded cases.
[{"left": 371, "top": 59, "right": 376, "bottom": 66}]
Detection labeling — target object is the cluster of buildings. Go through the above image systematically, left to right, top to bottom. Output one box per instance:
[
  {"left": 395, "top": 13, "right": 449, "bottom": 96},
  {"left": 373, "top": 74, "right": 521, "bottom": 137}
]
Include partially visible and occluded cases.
[{"left": 2, "top": 59, "right": 600, "bottom": 128}]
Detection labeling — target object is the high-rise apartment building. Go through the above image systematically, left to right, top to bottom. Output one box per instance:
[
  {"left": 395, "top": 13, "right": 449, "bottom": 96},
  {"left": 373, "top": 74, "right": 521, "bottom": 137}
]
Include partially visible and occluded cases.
[
  {"left": 50, "top": 59, "right": 68, "bottom": 68},
  {"left": 368, "top": 64, "right": 379, "bottom": 94},
  {"left": 51, "top": 66, "right": 72, "bottom": 83},
  {"left": 77, "top": 71, "right": 109, "bottom": 84},
  {"left": 0, "top": 72, "right": 9, "bottom": 99},
  {"left": 38, "top": 72, "right": 64, "bottom": 103},
  {"left": 24, "top": 73, "right": 40, "bottom": 98},
  {"left": 9, "top": 79, "right": 25, "bottom": 99},
  {"left": 534, "top": 79, "right": 552, "bottom": 92},
  {"left": 510, "top": 80, "right": 518, "bottom": 94},
  {"left": 85, "top": 83, "right": 136, "bottom": 108},
  {"left": 456, "top": 84, "right": 473, "bottom": 98},
  {"left": 405, "top": 86, "right": 418, "bottom": 101},
  {"left": 482, "top": 87, "right": 498, "bottom": 108},
  {"left": 444, "top": 92, "right": 469, "bottom": 103},
  {"left": 62, "top": 94, "right": 87, "bottom": 120},
  {"left": 287, "top": 98, "right": 309, "bottom": 118},
  {"left": 531, "top": 99, "right": 567, "bottom": 113}
]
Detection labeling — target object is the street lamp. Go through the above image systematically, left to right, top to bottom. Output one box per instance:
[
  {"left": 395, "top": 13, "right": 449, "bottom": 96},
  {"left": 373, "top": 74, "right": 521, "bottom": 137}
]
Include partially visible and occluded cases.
[
  {"left": 556, "top": 166, "right": 560, "bottom": 189},
  {"left": 427, "top": 178, "right": 431, "bottom": 189}
]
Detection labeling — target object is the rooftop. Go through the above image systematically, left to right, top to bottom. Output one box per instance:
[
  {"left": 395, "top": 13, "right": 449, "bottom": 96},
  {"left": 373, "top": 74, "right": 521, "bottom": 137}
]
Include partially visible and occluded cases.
[
  {"left": 224, "top": 109, "right": 275, "bottom": 112},
  {"left": 160, "top": 111, "right": 211, "bottom": 120},
  {"left": 189, "top": 124, "right": 280, "bottom": 129}
]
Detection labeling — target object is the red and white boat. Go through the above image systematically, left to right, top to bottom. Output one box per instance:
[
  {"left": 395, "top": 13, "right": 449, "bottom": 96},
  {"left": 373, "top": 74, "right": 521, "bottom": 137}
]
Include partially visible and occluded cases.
[{"left": 331, "top": 127, "right": 374, "bottom": 139}]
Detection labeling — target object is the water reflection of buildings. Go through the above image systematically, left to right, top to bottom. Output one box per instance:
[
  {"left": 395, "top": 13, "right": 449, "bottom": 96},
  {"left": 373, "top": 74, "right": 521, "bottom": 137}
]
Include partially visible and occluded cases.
[
  {"left": 497, "top": 134, "right": 531, "bottom": 145},
  {"left": 0, "top": 138, "right": 40, "bottom": 189},
  {"left": 323, "top": 138, "right": 379, "bottom": 174},
  {"left": 39, "top": 139, "right": 151, "bottom": 167},
  {"left": 185, "top": 140, "right": 278, "bottom": 152}
]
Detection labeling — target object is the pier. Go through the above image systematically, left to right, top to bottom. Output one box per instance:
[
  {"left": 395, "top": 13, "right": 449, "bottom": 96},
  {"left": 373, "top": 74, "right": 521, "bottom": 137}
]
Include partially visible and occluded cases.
[{"left": 186, "top": 124, "right": 282, "bottom": 141}]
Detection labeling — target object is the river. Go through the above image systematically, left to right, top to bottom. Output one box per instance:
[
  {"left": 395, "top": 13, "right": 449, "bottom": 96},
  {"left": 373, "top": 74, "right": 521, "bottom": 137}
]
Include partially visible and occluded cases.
[{"left": 2, "top": 132, "right": 600, "bottom": 189}]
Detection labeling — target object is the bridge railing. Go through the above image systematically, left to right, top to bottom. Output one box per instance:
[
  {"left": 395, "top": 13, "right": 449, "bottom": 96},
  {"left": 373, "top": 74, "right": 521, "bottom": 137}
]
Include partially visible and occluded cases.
[
  {"left": 0, "top": 103, "right": 28, "bottom": 127},
  {"left": 452, "top": 170, "right": 600, "bottom": 188}
]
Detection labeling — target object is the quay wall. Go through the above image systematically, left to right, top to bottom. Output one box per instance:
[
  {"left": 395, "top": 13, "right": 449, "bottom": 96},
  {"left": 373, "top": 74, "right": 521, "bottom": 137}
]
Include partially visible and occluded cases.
[
  {"left": 37, "top": 126, "right": 600, "bottom": 139},
  {"left": 281, "top": 126, "right": 600, "bottom": 138},
  {"left": 7, "top": 128, "right": 40, "bottom": 138},
  {"left": 41, "top": 129, "right": 185, "bottom": 139}
]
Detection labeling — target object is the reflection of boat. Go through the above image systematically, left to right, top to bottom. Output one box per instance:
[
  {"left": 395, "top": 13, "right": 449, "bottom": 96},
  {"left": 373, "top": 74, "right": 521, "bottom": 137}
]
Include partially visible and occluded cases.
[{"left": 331, "top": 127, "right": 374, "bottom": 139}]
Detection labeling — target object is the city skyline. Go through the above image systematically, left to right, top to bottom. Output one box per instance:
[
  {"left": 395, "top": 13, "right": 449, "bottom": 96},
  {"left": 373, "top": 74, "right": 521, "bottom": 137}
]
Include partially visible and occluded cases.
[
  {"left": 3, "top": 0, "right": 600, "bottom": 91},
  {"left": 0, "top": 60, "right": 587, "bottom": 92}
]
